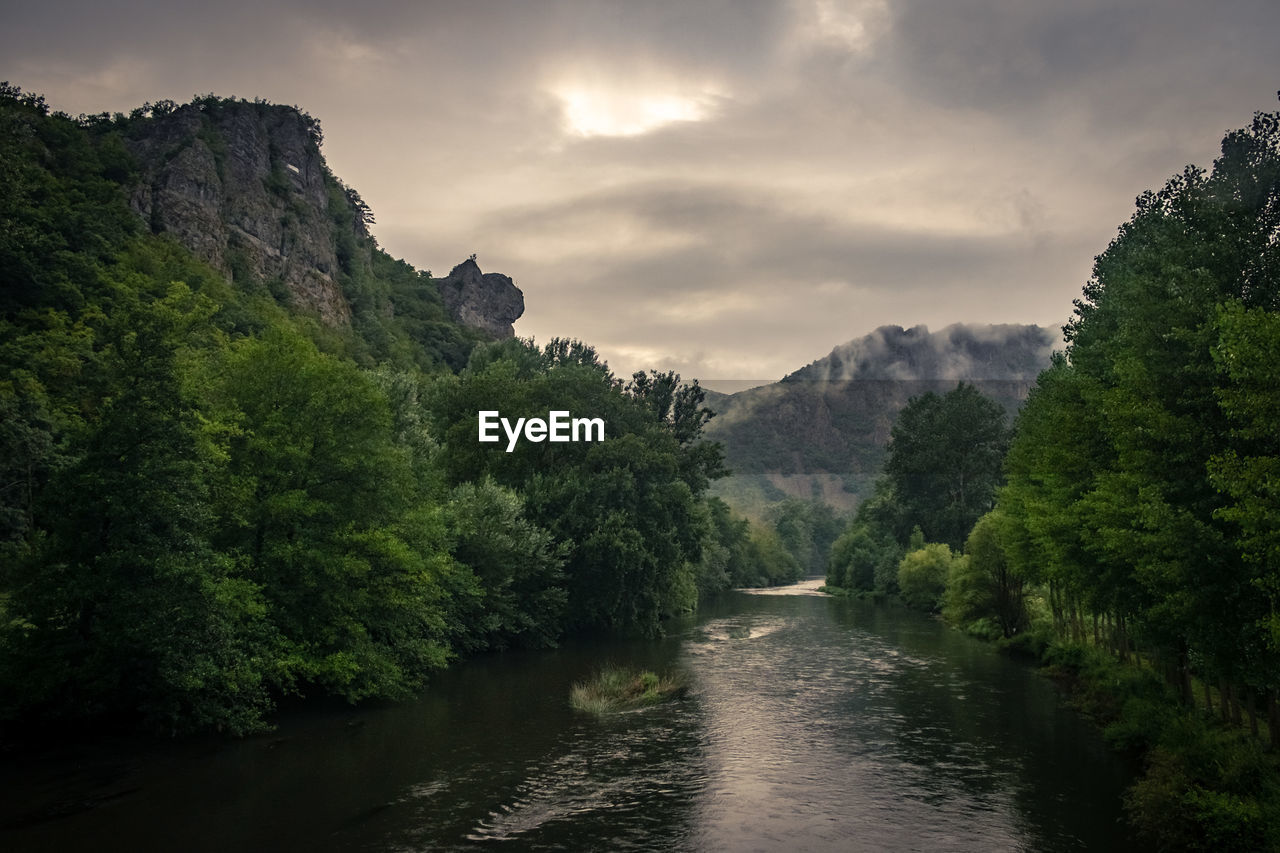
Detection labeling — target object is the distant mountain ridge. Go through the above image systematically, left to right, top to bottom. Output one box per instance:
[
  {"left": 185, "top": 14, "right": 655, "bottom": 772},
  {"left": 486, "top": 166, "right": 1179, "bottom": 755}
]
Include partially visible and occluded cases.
[
  {"left": 703, "top": 323, "right": 1059, "bottom": 516},
  {"left": 786, "top": 323, "right": 1058, "bottom": 382}
]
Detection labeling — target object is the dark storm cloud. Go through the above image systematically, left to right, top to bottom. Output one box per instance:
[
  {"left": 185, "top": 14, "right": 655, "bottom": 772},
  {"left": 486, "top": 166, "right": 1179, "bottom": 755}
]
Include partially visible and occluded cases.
[{"left": 4, "top": 0, "right": 1278, "bottom": 378}]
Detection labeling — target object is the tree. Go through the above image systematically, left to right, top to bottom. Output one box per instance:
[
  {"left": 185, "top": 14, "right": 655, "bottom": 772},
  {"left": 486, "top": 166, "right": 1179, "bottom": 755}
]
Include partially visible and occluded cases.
[
  {"left": 990, "top": 101, "right": 1280, "bottom": 735},
  {"left": 1, "top": 284, "right": 278, "bottom": 733},
  {"left": 1207, "top": 301, "right": 1280, "bottom": 736},
  {"left": 207, "top": 325, "right": 453, "bottom": 701},
  {"left": 425, "top": 338, "right": 724, "bottom": 634},
  {"left": 884, "top": 383, "right": 1010, "bottom": 549},
  {"left": 445, "top": 479, "right": 566, "bottom": 651},
  {"left": 944, "top": 511, "right": 1028, "bottom": 637},
  {"left": 828, "top": 523, "right": 899, "bottom": 592},
  {"left": 744, "top": 526, "right": 803, "bottom": 587},
  {"left": 897, "top": 543, "right": 959, "bottom": 612}
]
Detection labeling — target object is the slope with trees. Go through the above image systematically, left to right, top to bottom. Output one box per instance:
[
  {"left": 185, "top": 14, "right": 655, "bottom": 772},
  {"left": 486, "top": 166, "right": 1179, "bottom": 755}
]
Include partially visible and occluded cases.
[
  {"left": 0, "top": 85, "right": 755, "bottom": 737},
  {"left": 869, "top": 101, "right": 1280, "bottom": 849}
]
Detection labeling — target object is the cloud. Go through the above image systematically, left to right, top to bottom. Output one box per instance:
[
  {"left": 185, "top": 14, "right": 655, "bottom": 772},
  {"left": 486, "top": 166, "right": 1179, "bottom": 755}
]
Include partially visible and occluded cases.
[{"left": 4, "top": 0, "right": 1278, "bottom": 380}]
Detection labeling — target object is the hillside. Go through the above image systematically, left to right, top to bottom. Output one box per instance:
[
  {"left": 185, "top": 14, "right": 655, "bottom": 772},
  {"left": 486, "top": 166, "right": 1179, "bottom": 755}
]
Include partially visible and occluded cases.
[
  {"left": 0, "top": 87, "right": 729, "bottom": 735},
  {"left": 12, "top": 92, "right": 521, "bottom": 370},
  {"left": 704, "top": 323, "right": 1059, "bottom": 516}
]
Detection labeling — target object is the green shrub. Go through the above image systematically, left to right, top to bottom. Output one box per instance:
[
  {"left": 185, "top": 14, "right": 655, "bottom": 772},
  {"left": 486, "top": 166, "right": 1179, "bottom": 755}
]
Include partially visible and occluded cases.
[
  {"left": 897, "top": 544, "right": 958, "bottom": 611},
  {"left": 997, "top": 624, "right": 1052, "bottom": 660},
  {"left": 1127, "top": 745, "right": 1279, "bottom": 852}
]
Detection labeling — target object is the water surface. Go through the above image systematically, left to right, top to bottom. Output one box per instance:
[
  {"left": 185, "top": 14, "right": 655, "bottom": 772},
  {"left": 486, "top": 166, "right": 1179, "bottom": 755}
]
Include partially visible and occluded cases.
[{"left": 1, "top": 580, "right": 1132, "bottom": 851}]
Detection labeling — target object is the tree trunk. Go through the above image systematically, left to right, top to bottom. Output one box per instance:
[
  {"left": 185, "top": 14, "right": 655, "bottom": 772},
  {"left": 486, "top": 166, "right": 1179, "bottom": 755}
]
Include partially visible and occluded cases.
[
  {"left": 1049, "top": 584, "right": 1061, "bottom": 636},
  {"left": 1092, "top": 612, "right": 1100, "bottom": 647},
  {"left": 1178, "top": 644, "right": 1193, "bottom": 708},
  {"left": 1220, "top": 678, "right": 1232, "bottom": 724},
  {"left": 1204, "top": 680, "right": 1214, "bottom": 716},
  {"left": 1230, "top": 683, "right": 1242, "bottom": 727},
  {"left": 1247, "top": 690, "right": 1259, "bottom": 738},
  {"left": 1269, "top": 691, "right": 1280, "bottom": 750}
]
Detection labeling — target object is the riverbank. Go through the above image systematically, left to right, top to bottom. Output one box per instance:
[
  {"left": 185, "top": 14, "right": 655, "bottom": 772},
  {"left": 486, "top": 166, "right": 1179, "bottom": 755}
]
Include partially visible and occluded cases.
[
  {"left": 2, "top": 582, "right": 1134, "bottom": 851},
  {"left": 821, "top": 584, "right": 1280, "bottom": 851},
  {"left": 1035, "top": 640, "right": 1280, "bottom": 851}
]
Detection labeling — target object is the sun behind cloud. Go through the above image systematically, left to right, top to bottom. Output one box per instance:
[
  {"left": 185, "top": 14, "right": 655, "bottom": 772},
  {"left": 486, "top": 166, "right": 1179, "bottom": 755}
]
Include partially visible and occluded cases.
[{"left": 553, "top": 82, "right": 720, "bottom": 138}]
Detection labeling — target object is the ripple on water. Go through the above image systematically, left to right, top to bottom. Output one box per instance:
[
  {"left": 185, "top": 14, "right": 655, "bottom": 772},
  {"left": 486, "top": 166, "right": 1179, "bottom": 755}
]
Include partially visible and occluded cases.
[
  {"left": 0, "top": 584, "right": 1132, "bottom": 852},
  {"left": 455, "top": 703, "right": 707, "bottom": 850}
]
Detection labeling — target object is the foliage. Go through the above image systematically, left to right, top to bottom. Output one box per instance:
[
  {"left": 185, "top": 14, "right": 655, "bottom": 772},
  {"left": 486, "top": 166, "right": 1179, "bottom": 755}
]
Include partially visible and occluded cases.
[
  {"left": 0, "top": 85, "right": 730, "bottom": 735},
  {"left": 978, "top": 99, "right": 1280, "bottom": 848},
  {"left": 423, "top": 339, "right": 724, "bottom": 634},
  {"left": 884, "top": 383, "right": 1010, "bottom": 549},
  {"left": 822, "top": 478, "right": 908, "bottom": 595},
  {"left": 445, "top": 479, "right": 566, "bottom": 651},
  {"left": 694, "top": 496, "right": 802, "bottom": 593},
  {"left": 766, "top": 498, "right": 844, "bottom": 577},
  {"left": 943, "top": 511, "right": 1029, "bottom": 638},
  {"left": 827, "top": 522, "right": 899, "bottom": 592},
  {"left": 744, "top": 525, "right": 805, "bottom": 587},
  {"left": 896, "top": 544, "right": 959, "bottom": 612},
  {"left": 1039, "top": 641, "right": 1280, "bottom": 852}
]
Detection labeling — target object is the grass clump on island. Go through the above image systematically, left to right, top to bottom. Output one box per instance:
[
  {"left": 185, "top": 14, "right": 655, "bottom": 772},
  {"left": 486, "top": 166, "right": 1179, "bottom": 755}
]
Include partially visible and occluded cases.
[{"left": 570, "top": 666, "right": 689, "bottom": 714}]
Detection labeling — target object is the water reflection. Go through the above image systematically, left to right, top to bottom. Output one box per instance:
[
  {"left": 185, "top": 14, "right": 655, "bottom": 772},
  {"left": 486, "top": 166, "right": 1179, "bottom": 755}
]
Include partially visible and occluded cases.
[{"left": 1, "top": 583, "right": 1131, "bottom": 852}]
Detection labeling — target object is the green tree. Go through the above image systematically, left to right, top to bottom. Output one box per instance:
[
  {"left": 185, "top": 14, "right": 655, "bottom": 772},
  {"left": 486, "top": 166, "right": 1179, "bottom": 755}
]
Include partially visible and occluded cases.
[
  {"left": 2, "top": 284, "right": 278, "bottom": 733},
  {"left": 1208, "top": 301, "right": 1280, "bottom": 720},
  {"left": 207, "top": 325, "right": 453, "bottom": 701},
  {"left": 425, "top": 338, "right": 724, "bottom": 634},
  {"left": 884, "top": 383, "right": 1010, "bottom": 549},
  {"left": 445, "top": 479, "right": 566, "bottom": 651},
  {"left": 696, "top": 497, "right": 754, "bottom": 595},
  {"left": 944, "top": 511, "right": 1028, "bottom": 637},
  {"left": 828, "top": 523, "right": 899, "bottom": 592},
  {"left": 744, "top": 526, "right": 803, "bottom": 587},
  {"left": 897, "top": 543, "right": 958, "bottom": 612}
]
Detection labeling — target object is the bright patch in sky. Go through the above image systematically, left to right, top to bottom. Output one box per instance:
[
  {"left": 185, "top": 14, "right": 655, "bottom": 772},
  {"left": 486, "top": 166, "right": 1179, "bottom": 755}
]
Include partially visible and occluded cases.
[{"left": 556, "top": 86, "right": 713, "bottom": 138}]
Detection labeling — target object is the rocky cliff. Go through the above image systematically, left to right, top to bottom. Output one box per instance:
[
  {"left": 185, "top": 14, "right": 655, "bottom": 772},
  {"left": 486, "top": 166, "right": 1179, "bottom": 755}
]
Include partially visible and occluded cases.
[
  {"left": 120, "top": 98, "right": 522, "bottom": 338},
  {"left": 124, "top": 99, "right": 354, "bottom": 324},
  {"left": 437, "top": 258, "right": 524, "bottom": 339}
]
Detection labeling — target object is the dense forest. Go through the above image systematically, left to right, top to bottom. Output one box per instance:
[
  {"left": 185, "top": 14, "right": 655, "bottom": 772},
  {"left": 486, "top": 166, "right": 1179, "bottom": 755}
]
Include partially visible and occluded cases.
[
  {"left": 0, "top": 85, "right": 811, "bottom": 738},
  {"left": 825, "top": 104, "right": 1280, "bottom": 849}
]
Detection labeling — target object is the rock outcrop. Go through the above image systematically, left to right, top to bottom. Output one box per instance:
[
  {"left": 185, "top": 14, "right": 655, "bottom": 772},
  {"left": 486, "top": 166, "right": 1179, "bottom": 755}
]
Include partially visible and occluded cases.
[
  {"left": 121, "top": 98, "right": 525, "bottom": 339},
  {"left": 125, "top": 100, "right": 355, "bottom": 325},
  {"left": 436, "top": 258, "right": 524, "bottom": 339}
]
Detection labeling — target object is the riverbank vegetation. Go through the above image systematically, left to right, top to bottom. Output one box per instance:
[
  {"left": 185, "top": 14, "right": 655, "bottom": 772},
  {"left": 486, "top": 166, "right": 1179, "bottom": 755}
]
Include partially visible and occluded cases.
[
  {"left": 0, "top": 86, "right": 788, "bottom": 738},
  {"left": 825, "top": 102, "right": 1280, "bottom": 849},
  {"left": 569, "top": 665, "right": 688, "bottom": 715}
]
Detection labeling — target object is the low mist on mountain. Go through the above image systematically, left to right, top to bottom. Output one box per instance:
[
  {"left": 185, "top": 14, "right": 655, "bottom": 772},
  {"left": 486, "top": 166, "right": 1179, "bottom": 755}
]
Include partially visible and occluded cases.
[{"left": 703, "top": 323, "right": 1059, "bottom": 516}]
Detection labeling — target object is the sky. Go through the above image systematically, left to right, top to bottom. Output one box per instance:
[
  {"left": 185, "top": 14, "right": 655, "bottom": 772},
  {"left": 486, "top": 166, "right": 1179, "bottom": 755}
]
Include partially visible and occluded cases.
[{"left": 4, "top": 0, "right": 1278, "bottom": 380}]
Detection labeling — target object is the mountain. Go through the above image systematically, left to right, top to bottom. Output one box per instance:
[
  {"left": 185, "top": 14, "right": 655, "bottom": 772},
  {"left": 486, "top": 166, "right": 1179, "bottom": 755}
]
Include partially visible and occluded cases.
[
  {"left": 0, "top": 86, "right": 730, "bottom": 734},
  {"left": 114, "top": 96, "right": 521, "bottom": 358},
  {"left": 703, "top": 323, "right": 1059, "bottom": 516},
  {"left": 785, "top": 323, "right": 1057, "bottom": 383}
]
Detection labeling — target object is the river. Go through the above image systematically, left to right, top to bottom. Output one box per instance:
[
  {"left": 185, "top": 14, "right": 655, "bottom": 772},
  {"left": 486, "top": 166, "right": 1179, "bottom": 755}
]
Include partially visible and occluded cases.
[{"left": 1, "top": 579, "right": 1133, "bottom": 851}]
